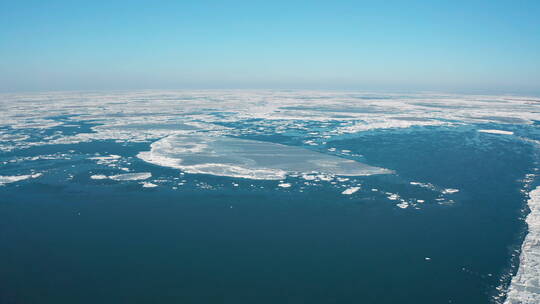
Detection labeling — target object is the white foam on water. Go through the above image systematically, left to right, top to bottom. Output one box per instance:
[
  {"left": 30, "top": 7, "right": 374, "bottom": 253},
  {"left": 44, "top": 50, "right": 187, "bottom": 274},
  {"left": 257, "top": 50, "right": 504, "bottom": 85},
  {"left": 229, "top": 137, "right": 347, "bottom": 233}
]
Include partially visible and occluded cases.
[
  {"left": 479, "top": 129, "right": 514, "bottom": 135},
  {"left": 138, "top": 135, "right": 391, "bottom": 180},
  {"left": 0, "top": 173, "right": 42, "bottom": 185},
  {"left": 504, "top": 186, "right": 540, "bottom": 304},
  {"left": 342, "top": 187, "right": 360, "bottom": 195}
]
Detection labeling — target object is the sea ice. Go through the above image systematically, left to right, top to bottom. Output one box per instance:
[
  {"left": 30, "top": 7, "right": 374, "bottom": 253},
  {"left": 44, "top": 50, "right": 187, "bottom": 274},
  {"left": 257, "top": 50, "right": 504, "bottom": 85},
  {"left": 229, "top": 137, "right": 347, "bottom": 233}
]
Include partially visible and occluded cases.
[
  {"left": 478, "top": 129, "right": 514, "bottom": 135},
  {"left": 138, "top": 135, "right": 392, "bottom": 180},
  {"left": 91, "top": 172, "right": 152, "bottom": 181},
  {"left": 109, "top": 172, "right": 152, "bottom": 181},
  {"left": 0, "top": 173, "right": 42, "bottom": 185},
  {"left": 141, "top": 182, "right": 158, "bottom": 188},
  {"left": 342, "top": 187, "right": 360, "bottom": 195},
  {"left": 504, "top": 187, "right": 540, "bottom": 304},
  {"left": 442, "top": 188, "right": 460, "bottom": 194},
  {"left": 397, "top": 202, "right": 409, "bottom": 209}
]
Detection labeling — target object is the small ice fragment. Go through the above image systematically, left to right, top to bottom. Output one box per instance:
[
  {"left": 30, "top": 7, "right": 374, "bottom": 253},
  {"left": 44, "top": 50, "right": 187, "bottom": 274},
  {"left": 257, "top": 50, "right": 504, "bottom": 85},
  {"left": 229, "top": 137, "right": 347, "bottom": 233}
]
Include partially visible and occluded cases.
[
  {"left": 478, "top": 129, "right": 513, "bottom": 135},
  {"left": 89, "top": 154, "right": 121, "bottom": 161},
  {"left": 109, "top": 172, "right": 152, "bottom": 181},
  {"left": 90, "top": 174, "right": 108, "bottom": 180},
  {"left": 141, "top": 182, "right": 158, "bottom": 188},
  {"left": 278, "top": 183, "right": 291, "bottom": 188},
  {"left": 342, "top": 187, "right": 360, "bottom": 195},
  {"left": 442, "top": 188, "right": 459, "bottom": 194},
  {"left": 388, "top": 193, "right": 400, "bottom": 200},
  {"left": 396, "top": 202, "right": 409, "bottom": 209},
  {"left": 425, "top": 257, "right": 431, "bottom": 261}
]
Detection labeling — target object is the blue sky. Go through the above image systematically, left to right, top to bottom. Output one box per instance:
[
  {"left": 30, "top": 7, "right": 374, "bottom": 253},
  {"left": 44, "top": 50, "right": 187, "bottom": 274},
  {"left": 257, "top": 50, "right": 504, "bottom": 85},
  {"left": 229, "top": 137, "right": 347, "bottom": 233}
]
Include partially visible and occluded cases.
[{"left": 1, "top": 0, "right": 539, "bottom": 93}]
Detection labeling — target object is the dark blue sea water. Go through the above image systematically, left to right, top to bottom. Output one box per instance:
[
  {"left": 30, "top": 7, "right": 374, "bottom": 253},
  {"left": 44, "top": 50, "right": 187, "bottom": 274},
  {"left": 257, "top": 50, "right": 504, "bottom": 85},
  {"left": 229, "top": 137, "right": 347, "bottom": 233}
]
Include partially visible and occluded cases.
[{"left": 1, "top": 122, "right": 538, "bottom": 303}]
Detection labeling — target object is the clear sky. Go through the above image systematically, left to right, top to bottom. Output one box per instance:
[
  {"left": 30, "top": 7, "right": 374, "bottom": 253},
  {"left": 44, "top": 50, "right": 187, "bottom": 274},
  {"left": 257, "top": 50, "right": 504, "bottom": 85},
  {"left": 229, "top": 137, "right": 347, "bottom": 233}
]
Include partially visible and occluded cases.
[{"left": 1, "top": 0, "right": 539, "bottom": 94}]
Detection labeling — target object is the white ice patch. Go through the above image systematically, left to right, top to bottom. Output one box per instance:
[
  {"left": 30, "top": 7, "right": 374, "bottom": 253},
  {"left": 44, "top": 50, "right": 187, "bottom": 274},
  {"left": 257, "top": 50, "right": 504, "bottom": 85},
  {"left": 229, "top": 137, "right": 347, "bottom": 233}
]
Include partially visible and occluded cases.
[
  {"left": 478, "top": 129, "right": 514, "bottom": 135},
  {"left": 138, "top": 135, "right": 391, "bottom": 180},
  {"left": 89, "top": 154, "right": 121, "bottom": 165},
  {"left": 89, "top": 155, "right": 121, "bottom": 161},
  {"left": 91, "top": 172, "right": 152, "bottom": 181},
  {"left": 109, "top": 172, "right": 152, "bottom": 181},
  {"left": 0, "top": 173, "right": 42, "bottom": 185},
  {"left": 410, "top": 181, "right": 436, "bottom": 190},
  {"left": 141, "top": 182, "right": 158, "bottom": 188},
  {"left": 278, "top": 183, "right": 292, "bottom": 188},
  {"left": 342, "top": 187, "right": 360, "bottom": 195},
  {"left": 505, "top": 187, "right": 540, "bottom": 304},
  {"left": 442, "top": 188, "right": 460, "bottom": 194},
  {"left": 387, "top": 193, "right": 400, "bottom": 200},
  {"left": 397, "top": 202, "right": 409, "bottom": 209}
]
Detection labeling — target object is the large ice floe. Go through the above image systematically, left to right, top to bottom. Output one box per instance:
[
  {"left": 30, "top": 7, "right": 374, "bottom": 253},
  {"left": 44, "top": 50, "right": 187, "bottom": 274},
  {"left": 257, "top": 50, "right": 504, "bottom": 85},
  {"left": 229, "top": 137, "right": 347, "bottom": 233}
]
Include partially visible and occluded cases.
[
  {"left": 138, "top": 135, "right": 391, "bottom": 180},
  {"left": 505, "top": 186, "right": 540, "bottom": 304}
]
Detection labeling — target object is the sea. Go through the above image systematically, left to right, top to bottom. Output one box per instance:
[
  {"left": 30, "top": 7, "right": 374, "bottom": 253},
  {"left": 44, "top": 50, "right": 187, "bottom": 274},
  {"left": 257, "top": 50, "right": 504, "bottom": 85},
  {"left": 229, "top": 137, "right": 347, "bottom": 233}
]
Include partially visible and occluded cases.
[{"left": 1, "top": 90, "right": 539, "bottom": 303}]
